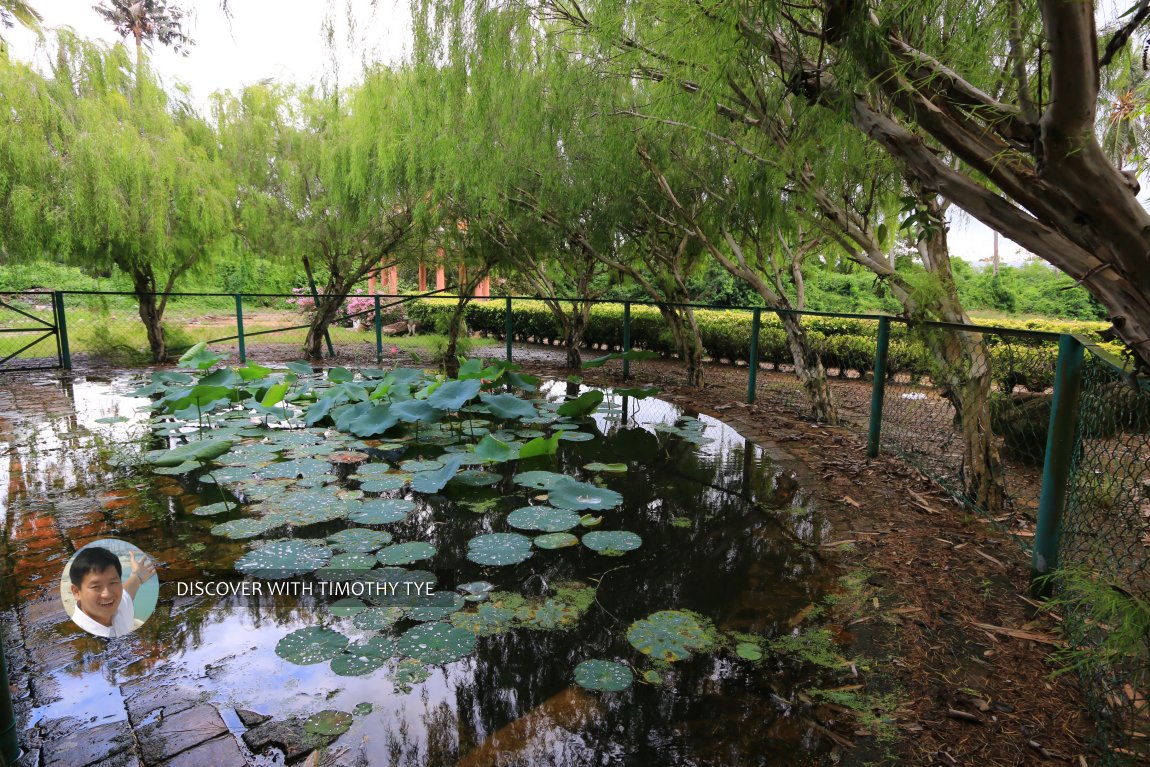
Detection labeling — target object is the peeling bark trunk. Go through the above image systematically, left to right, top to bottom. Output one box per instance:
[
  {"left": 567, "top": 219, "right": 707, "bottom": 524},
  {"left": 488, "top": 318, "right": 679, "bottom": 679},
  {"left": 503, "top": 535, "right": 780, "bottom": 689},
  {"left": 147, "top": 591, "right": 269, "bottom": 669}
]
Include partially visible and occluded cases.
[
  {"left": 131, "top": 270, "right": 167, "bottom": 362},
  {"left": 304, "top": 292, "right": 344, "bottom": 360},
  {"left": 442, "top": 296, "right": 471, "bottom": 378},
  {"left": 659, "top": 305, "right": 706, "bottom": 387},
  {"left": 562, "top": 308, "right": 590, "bottom": 370},
  {"left": 780, "top": 314, "right": 838, "bottom": 423}
]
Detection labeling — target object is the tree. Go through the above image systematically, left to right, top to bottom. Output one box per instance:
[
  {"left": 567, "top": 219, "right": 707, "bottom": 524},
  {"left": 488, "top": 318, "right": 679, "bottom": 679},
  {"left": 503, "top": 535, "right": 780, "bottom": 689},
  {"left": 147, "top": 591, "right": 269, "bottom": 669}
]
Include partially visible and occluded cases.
[
  {"left": 93, "top": 0, "right": 191, "bottom": 61},
  {"left": 1, "top": 1, "right": 42, "bottom": 38}
]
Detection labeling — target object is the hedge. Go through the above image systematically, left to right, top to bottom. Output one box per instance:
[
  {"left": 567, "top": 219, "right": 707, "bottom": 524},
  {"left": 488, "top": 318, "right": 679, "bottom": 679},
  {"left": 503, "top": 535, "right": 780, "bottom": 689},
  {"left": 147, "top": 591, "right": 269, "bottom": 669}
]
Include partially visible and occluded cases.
[{"left": 407, "top": 298, "right": 1121, "bottom": 392}]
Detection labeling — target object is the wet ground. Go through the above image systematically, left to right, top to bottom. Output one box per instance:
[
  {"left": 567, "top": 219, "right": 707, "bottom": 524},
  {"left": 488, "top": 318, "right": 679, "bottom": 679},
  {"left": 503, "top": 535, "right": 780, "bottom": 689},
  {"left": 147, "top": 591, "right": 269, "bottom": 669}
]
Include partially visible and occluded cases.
[{"left": 1, "top": 370, "right": 863, "bottom": 767}]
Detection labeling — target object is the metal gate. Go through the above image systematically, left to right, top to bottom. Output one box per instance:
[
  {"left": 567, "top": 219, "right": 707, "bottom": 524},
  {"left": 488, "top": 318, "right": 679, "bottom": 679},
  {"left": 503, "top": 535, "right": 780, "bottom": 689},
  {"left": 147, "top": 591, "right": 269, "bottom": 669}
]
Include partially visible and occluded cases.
[{"left": 0, "top": 292, "right": 62, "bottom": 372}]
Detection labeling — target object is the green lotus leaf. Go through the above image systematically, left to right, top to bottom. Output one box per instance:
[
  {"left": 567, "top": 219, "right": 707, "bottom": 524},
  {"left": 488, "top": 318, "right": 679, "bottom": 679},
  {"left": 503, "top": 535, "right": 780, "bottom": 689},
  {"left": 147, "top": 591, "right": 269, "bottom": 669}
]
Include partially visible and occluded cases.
[
  {"left": 177, "top": 342, "right": 223, "bottom": 370},
  {"left": 284, "top": 361, "right": 315, "bottom": 376},
  {"left": 426, "top": 379, "right": 482, "bottom": 411},
  {"left": 557, "top": 390, "right": 604, "bottom": 417},
  {"left": 479, "top": 393, "right": 538, "bottom": 421},
  {"left": 391, "top": 399, "right": 444, "bottom": 424},
  {"left": 345, "top": 402, "right": 400, "bottom": 438},
  {"left": 558, "top": 431, "right": 594, "bottom": 442},
  {"left": 517, "top": 433, "right": 561, "bottom": 459},
  {"left": 472, "top": 434, "right": 517, "bottom": 463},
  {"left": 149, "top": 438, "right": 233, "bottom": 467},
  {"left": 410, "top": 454, "right": 465, "bottom": 494},
  {"left": 256, "top": 458, "right": 331, "bottom": 480},
  {"left": 399, "top": 459, "right": 444, "bottom": 473},
  {"left": 153, "top": 461, "right": 203, "bottom": 476},
  {"left": 353, "top": 462, "right": 393, "bottom": 476},
  {"left": 584, "top": 462, "right": 628, "bottom": 473},
  {"left": 452, "top": 469, "right": 500, "bottom": 487},
  {"left": 512, "top": 471, "right": 566, "bottom": 490},
  {"left": 358, "top": 476, "right": 409, "bottom": 493},
  {"left": 548, "top": 477, "right": 623, "bottom": 511},
  {"left": 349, "top": 498, "right": 415, "bottom": 525},
  {"left": 190, "top": 501, "right": 236, "bottom": 516},
  {"left": 506, "top": 506, "right": 581, "bottom": 533},
  {"left": 211, "top": 516, "right": 284, "bottom": 539},
  {"left": 327, "top": 528, "right": 393, "bottom": 553},
  {"left": 581, "top": 530, "right": 642, "bottom": 554},
  {"left": 533, "top": 532, "right": 580, "bottom": 549},
  {"left": 467, "top": 533, "right": 533, "bottom": 566},
  {"left": 235, "top": 540, "right": 331, "bottom": 578},
  {"left": 376, "top": 541, "right": 436, "bottom": 565},
  {"left": 328, "top": 553, "right": 376, "bottom": 569},
  {"left": 457, "top": 581, "right": 494, "bottom": 600},
  {"left": 406, "top": 593, "right": 466, "bottom": 622},
  {"left": 330, "top": 598, "right": 368, "bottom": 617},
  {"left": 516, "top": 598, "right": 583, "bottom": 630},
  {"left": 450, "top": 604, "right": 518, "bottom": 636},
  {"left": 352, "top": 605, "right": 406, "bottom": 630},
  {"left": 625, "top": 610, "right": 715, "bottom": 662},
  {"left": 397, "top": 622, "right": 477, "bottom": 664},
  {"left": 275, "top": 627, "right": 349, "bottom": 665},
  {"left": 330, "top": 636, "right": 397, "bottom": 677},
  {"left": 736, "top": 642, "right": 763, "bottom": 661},
  {"left": 393, "top": 658, "right": 431, "bottom": 691},
  {"left": 573, "top": 660, "right": 633, "bottom": 692},
  {"left": 642, "top": 669, "right": 664, "bottom": 684},
  {"left": 353, "top": 703, "right": 373, "bottom": 716},
  {"left": 303, "top": 709, "right": 353, "bottom": 736}
]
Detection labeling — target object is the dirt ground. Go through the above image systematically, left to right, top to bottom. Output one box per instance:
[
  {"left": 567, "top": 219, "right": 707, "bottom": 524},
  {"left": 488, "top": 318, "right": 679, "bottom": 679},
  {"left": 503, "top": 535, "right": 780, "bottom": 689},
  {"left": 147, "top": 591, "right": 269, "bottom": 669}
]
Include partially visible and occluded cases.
[{"left": 515, "top": 353, "right": 1093, "bottom": 766}]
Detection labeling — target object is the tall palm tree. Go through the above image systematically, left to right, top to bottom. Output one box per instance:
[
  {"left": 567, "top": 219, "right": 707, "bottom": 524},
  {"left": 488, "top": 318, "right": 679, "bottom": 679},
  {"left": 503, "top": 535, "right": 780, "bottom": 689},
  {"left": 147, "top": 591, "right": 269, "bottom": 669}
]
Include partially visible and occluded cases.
[{"left": 92, "top": 1, "right": 191, "bottom": 59}]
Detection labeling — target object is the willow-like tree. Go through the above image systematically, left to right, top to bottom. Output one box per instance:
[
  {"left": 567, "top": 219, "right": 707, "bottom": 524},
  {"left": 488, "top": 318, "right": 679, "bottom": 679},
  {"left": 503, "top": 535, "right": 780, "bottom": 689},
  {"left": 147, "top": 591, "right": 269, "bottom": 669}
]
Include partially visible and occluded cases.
[
  {"left": 46, "top": 33, "right": 233, "bottom": 361},
  {"left": 214, "top": 77, "right": 416, "bottom": 358}
]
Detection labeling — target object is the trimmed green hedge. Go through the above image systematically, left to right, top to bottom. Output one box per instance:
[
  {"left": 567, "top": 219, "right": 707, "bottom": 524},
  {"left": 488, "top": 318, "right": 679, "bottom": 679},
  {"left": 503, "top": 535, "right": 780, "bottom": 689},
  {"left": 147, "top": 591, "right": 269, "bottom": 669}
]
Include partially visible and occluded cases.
[{"left": 408, "top": 298, "right": 1119, "bottom": 391}]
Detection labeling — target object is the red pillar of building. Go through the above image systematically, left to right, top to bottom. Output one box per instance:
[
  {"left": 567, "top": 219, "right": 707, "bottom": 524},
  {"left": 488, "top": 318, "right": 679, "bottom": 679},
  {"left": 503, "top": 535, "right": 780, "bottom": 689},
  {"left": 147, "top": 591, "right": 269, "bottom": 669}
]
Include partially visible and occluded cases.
[{"left": 418, "top": 263, "right": 427, "bottom": 291}]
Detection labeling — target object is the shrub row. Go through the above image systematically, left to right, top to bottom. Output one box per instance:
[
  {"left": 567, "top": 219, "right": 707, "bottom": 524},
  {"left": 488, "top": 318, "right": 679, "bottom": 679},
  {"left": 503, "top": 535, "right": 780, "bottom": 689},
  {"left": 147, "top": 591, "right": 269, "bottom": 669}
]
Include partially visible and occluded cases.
[{"left": 408, "top": 298, "right": 1120, "bottom": 391}]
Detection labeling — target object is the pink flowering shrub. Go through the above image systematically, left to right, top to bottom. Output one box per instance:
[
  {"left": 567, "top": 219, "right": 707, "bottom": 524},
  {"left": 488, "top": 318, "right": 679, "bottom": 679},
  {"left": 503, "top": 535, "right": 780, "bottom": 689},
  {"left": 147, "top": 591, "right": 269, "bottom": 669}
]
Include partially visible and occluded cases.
[{"left": 289, "top": 287, "right": 375, "bottom": 327}]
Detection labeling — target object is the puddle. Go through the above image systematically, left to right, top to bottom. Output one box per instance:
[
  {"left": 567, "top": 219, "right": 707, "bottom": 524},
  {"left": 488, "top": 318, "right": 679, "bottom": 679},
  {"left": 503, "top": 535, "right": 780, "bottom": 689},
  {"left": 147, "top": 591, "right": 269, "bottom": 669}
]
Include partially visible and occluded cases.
[{"left": 1, "top": 372, "right": 847, "bottom": 766}]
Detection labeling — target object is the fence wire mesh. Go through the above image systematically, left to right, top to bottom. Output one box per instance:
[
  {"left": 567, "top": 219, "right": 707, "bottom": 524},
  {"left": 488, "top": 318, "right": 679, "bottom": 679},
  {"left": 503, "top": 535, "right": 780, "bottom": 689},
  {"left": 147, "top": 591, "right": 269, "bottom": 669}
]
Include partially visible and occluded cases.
[{"left": 0, "top": 291, "right": 57, "bottom": 371}]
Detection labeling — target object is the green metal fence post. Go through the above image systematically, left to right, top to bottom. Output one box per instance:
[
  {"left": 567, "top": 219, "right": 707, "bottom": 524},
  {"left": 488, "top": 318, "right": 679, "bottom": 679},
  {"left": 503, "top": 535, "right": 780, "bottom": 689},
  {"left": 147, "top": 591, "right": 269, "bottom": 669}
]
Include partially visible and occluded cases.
[
  {"left": 53, "top": 291, "right": 71, "bottom": 370},
  {"left": 234, "top": 294, "right": 246, "bottom": 364},
  {"left": 374, "top": 296, "right": 383, "bottom": 365},
  {"left": 504, "top": 297, "right": 513, "bottom": 363},
  {"left": 622, "top": 302, "right": 632, "bottom": 380},
  {"left": 747, "top": 308, "right": 761, "bottom": 404},
  {"left": 866, "top": 316, "right": 891, "bottom": 458},
  {"left": 1031, "top": 334, "right": 1085, "bottom": 594},
  {"left": 0, "top": 636, "right": 18, "bottom": 766}
]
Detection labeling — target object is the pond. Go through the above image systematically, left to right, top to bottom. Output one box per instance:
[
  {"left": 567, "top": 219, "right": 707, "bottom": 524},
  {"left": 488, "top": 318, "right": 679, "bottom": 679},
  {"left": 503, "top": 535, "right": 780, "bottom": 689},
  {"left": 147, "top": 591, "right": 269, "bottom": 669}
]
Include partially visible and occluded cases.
[{"left": 1, "top": 359, "right": 855, "bottom": 766}]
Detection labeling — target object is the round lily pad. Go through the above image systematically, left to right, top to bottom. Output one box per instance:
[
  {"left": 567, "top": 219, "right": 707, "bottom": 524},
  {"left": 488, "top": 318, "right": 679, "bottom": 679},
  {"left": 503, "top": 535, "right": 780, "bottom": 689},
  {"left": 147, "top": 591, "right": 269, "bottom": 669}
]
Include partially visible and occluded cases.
[
  {"left": 558, "top": 431, "right": 594, "bottom": 442},
  {"left": 329, "top": 451, "right": 370, "bottom": 465},
  {"left": 256, "top": 457, "right": 331, "bottom": 480},
  {"left": 400, "top": 459, "right": 443, "bottom": 473},
  {"left": 153, "top": 461, "right": 203, "bottom": 476},
  {"left": 353, "top": 462, "right": 393, "bottom": 477},
  {"left": 584, "top": 462, "right": 628, "bottom": 473},
  {"left": 453, "top": 470, "right": 500, "bottom": 487},
  {"left": 512, "top": 471, "right": 565, "bottom": 490},
  {"left": 358, "top": 476, "right": 408, "bottom": 493},
  {"left": 548, "top": 477, "right": 623, "bottom": 511},
  {"left": 350, "top": 498, "right": 415, "bottom": 525},
  {"left": 190, "top": 501, "right": 237, "bottom": 516},
  {"left": 507, "top": 506, "right": 581, "bottom": 533},
  {"left": 211, "top": 516, "right": 283, "bottom": 540},
  {"left": 327, "top": 528, "right": 393, "bottom": 553},
  {"left": 581, "top": 530, "right": 642, "bottom": 555},
  {"left": 533, "top": 532, "right": 579, "bottom": 549},
  {"left": 467, "top": 533, "right": 533, "bottom": 566},
  {"left": 235, "top": 540, "right": 332, "bottom": 578},
  {"left": 376, "top": 541, "right": 435, "bottom": 566},
  {"left": 328, "top": 553, "right": 376, "bottom": 569},
  {"left": 457, "top": 581, "right": 494, "bottom": 601},
  {"left": 406, "top": 593, "right": 466, "bottom": 622},
  {"left": 330, "top": 598, "right": 367, "bottom": 617},
  {"left": 451, "top": 604, "right": 517, "bottom": 636},
  {"left": 352, "top": 606, "right": 406, "bottom": 630},
  {"left": 626, "top": 610, "right": 714, "bottom": 662},
  {"left": 397, "top": 622, "right": 477, "bottom": 664},
  {"left": 276, "top": 627, "right": 349, "bottom": 665},
  {"left": 330, "top": 636, "right": 397, "bottom": 676},
  {"left": 736, "top": 642, "right": 763, "bottom": 661},
  {"left": 574, "top": 660, "right": 633, "bottom": 692},
  {"left": 353, "top": 703, "right": 373, "bottom": 716},
  {"left": 303, "top": 710, "right": 353, "bottom": 736}
]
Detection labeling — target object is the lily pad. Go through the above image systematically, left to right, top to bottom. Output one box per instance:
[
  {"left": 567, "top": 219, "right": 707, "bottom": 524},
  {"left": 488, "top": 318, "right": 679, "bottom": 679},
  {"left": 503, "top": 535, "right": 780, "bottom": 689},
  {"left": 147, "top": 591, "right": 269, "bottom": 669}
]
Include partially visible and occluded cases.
[
  {"left": 478, "top": 393, "right": 538, "bottom": 421},
  {"left": 557, "top": 430, "right": 594, "bottom": 442},
  {"left": 149, "top": 438, "right": 233, "bottom": 467},
  {"left": 410, "top": 454, "right": 465, "bottom": 494},
  {"left": 153, "top": 461, "right": 203, "bottom": 476},
  {"left": 584, "top": 462, "right": 628, "bottom": 473},
  {"left": 453, "top": 469, "right": 501, "bottom": 487},
  {"left": 512, "top": 470, "right": 566, "bottom": 490},
  {"left": 358, "top": 476, "right": 409, "bottom": 493},
  {"left": 548, "top": 477, "right": 623, "bottom": 511},
  {"left": 349, "top": 498, "right": 415, "bottom": 525},
  {"left": 190, "top": 501, "right": 237, "bottom": 516},
  {"left": 506, "top": 506, "right": 581, "bottom": 533},
  {"left": 211, "top": 516, "right": 283, "bottom": 540},
  {"left": 327, "top": 528, "right": 393, "bottom": 553},
  {"left": 581, "top": 530, "right": 642, "bottom": 555},
  {"left": 533, "top": 532, "right": 580, "bottom": 549},
  {"left": 467, "top": 533, "right": 533, "bottom": 566},
  {"left": 235, "top": 540, "right": 332, "bottom": 578},
  {"left": 376, "top": 541, "right": 436, "bottom": 566},
  {"left": 328, "top": 553, "right": 376, "bottom": 569},
  {"left": 457, "top": 581, "right": 494, "bottom": 601},
  {"left": 406, "top": 593, "right": 466, "bottom": 621},
  {"left": 330, "top": 598, "right": 368, "bottom": 617},
  {"left": 451, "top": 604, "right": 518, "bottom": 636},
  {"left": 352, "top": 606, "right": 406, "bottom": 630},
  {"left": 626, "top": 610, "right": 715, "bottom": 662},
  {"left": 397, "top": 622, "right": 477, "bottom": 664},
  {"left": 276, "top": 627, "right": 349, "bottom": 665},
  {"left": 330, "top": 636, "right": 397, "bottom": 677},
  {"left": 736, "top": 642, "right": 763, "bottom": 661},
  {"left": 573, "top": 660, "right": 633, "bottom": 692},
  {"left": 353, "top": 702, "right": 373, "bottom": 716},
  {"left": 303, "top": 710, "right": 353, "bottom": 736}
]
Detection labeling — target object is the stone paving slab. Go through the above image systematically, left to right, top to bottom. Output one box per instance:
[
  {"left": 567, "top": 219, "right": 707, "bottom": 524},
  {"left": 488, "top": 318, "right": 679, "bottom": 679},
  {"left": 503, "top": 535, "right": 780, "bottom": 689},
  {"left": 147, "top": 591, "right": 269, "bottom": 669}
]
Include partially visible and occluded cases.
[
  {"left": 122, "top": 678, "right": 209, "bottom": 727},
  {"left": 136, "top": 704, "right": 229, "bottom": 764},
  {"left": 42, "top": 720, "right": 134, "bottom": 767},
  {"left": 157, "top": 735, "right": 247, "bottom": 767}
]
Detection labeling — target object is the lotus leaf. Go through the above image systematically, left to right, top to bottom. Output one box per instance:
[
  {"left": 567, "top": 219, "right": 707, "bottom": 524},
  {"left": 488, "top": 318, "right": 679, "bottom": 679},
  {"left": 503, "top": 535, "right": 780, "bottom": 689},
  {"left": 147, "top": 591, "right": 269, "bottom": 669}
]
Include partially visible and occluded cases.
[
  {"left": 426, "top": 379, "right": 482, "bottom": 411},
  {"left": 479, "top": 393, "right": 538, "bottom": 421},
  {"left": 391, "top": 399, "right": 444, "bottom": 424},
  {"left": 557, "top": 431, "right": 594, "bottom": 442},
  {"left": 517, "top": 433, "right": 561, "bottom": 458},
  {"left": 472, "top": 435, "right": 516, "bottom": 463},
  {"left": 150, "top": 438, "right": 233, "bottom": 467},
  {"left": 410, "top": 454, "right": 465, "bottom": 494},
  {"left": 256, "top": 458, "right": 330, "bottom": 480},
  {"left": 400, "top": 459, "right": 443, "bottom": 473},
  {"left": 153, "top": 461, "right": 202, "bottom": 476},
  {"left": 354, "top": 462, "right": 394, "bottom": 476},
  {"left": 584, "top": 462, "right": 628, "bottom": 473},
  {"left": 452, "top": 469, "right": 500, "bottom": 487},
  {"left": 512, "top": 470, "right": 565, "bottom": 490},
  {"left": 358, "top": 476, "right": 409, "bottom": 493},
  {"left": 547, "top": 477, "right": 623, "bottom": 511},
  {"left": 349, "top": 498, "right": 415, "bottom": 525},
  {"left": 190, "top": 501, "right": 236, "bottom": 516},
  {"left": 507, "top": 506, "right": 581, "bottom": 533},
  {"left": 211, "top": 516, "right": 283, "bottom": 539},
  {"left": 327, "top": 528, "right": 393, "bottom": 553},
  {"left": 581, "top": 530, "right": 642, "bottom": 554},
  {"left": 533, "top": 532, "right": 579, "bottom": 549},
  {"left": 467, "top": 533, "right": 533, "bottom": 566},
  {"left": 235, "top": 540, "right": 331, "bottom": 578},
  {"left": 376, "top": 541, "right": 435, "bottom": 565},
  {"left": 328, "top": 553, "right": 376, "bottom": 569},
  {"left": 457, "top": 581, "right": 494, "bottom": 601},
  {"left": 406, "top": 593, "right": 466, "bottom": 621},
  {"left": 330, "top": 598, "right": 367, "bottom": 617},
  {"left": 352, "top": 606, "right": 406, "bottom": 630},
  {"left": 625, "top": 610, "right": 715, "bottom": 662},
  {"left": 397, "top": 622, "right": 477, "bottom": 664},
  {"left": 275, "top": 627, "right": 349, "bottom": 665},
  {"left": 330, "top": 636, "right": 397, "bottom": 677},
  {"left": 736, "top": 642, "right": 763, "bottom": 661},
  {"left": 393, "top": 658, "right": 431, "bottom": 692},
  {"left": 573, "top": 660, "right": 633, "bottom": 692},
  {"left": 353, "top": 703, "right": 373, "bottom": 716},
  {"left": 303, "top": 709, "right": 353, "bottom": 736}
]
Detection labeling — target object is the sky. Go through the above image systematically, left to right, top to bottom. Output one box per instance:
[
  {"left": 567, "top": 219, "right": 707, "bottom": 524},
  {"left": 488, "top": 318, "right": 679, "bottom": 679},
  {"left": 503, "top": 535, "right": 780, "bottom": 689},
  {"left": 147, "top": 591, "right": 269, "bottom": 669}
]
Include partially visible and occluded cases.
[{"left": 3, "top": 0, "right": 1028, "bottom": 268}]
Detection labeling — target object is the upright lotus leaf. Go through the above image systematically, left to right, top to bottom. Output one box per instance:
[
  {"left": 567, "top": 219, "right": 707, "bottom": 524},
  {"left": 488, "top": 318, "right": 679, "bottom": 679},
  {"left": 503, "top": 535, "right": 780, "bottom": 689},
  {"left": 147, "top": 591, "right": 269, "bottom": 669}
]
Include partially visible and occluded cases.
[
  {"left": 178, "top": 342, "right": 223, "bottom": 370},
  {"left": 455, "top": 358, "right": 485, "bottom": 379},
  {"left": 285, "top": 361, "right": 316, "bottom": 376},
  {"left": 236, "top": 362, "right": 274, "bottom": 381},
  {"left": 327, "top": 367, "right": 355, "bottom": 383},
  {"left": 504, "top": 371, "right": 540, "bottom": 392},
  {"left": 427, "top": 379, "right": 482, "bottom": 411},
  {"left": 260, "top": 382, "right": 291, "bottom": 408},
  {"left": 164, "top": 385, "right": 235, "bottom": 414},
  {"left": 613, "top": 387, "right": 660, "bottom": 399},
  {"left": 557, "top": 390, "right": 605, "bottom": 418},
  {"left": 479, "top": 393, "right": 538, "bottom": 421},
  {"left": 391, "top": 399, "right": 444, "bottom": 424},
  {"left": 347, "top": 403, "right": 400, "bottom": 438},
  {"left": 517, "top": 433, "right": 561, "bottom": 459},
  {"left": 473, "top": 434, "right": 517, "bottom": 463},
  {"left": 149, "top": 438, "right": 233, "bottom": 467},
  {"left": 410, "top": 454, "right": 465, "bottom": 494},
  {"left": 154, "top": 461, "right": 203, "bottom": 476},
  {"left": 513, "top": 470, "right": 566, "bottom": 490},
  {"left": 548, "top": 477, "right": 623, "bottom": 511},
  {"left": 350, "top": 499, "right": 415, "bottom": 525},
  {"left": 507, "top": 506, "right": 581, "bottom": 533},
  {"left": 327, "top": 528, "right": 393, "bottom": 553},
  {"left": 582, "top": 530, "right": 642, "bottom": 554},
  {"left": 467, "top": 533, "right": 533, "bottom": 566},
  {"left": 533, "top": 533, "right": 579, "bottom": 549},
  {"left": 235, "top": 540, "right": 332, "bottom": 578},
  {"left": 376, "top": 541, "right": 436, "bottom": 566},
  {"left": 626, "top": 610, "right": 716, "bottom": 662},
  {"left": 397, "top": 622, "right": 477, "bottom": 664},
  {"left": 276, "top": 626, "right": 349, "bottom": 665},
  {"left": 574, "top": 660, "right": 633, "bottom": 692},
  {"left": 303, "top": 710, "right": 353, "bottom": 736}
]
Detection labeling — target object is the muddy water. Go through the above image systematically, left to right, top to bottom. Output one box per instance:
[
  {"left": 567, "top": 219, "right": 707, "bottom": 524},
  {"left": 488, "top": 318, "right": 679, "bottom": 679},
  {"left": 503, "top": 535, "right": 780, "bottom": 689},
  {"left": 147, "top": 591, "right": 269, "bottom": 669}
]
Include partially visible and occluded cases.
[{"left": 1, "top": 374, "right": 842, "bottom": 766}]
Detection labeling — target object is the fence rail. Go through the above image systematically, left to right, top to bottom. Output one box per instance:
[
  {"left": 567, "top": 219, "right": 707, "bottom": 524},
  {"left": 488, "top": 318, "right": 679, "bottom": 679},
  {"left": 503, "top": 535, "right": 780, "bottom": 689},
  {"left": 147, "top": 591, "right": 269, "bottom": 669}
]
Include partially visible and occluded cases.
[{"left": 0, "top": 288, "right": 1147, "bottom": 761}]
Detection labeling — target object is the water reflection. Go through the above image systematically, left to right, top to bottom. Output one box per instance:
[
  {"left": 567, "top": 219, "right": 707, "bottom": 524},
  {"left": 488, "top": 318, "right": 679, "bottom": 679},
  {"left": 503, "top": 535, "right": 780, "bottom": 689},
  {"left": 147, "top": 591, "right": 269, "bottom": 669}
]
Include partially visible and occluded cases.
[{"left": 2, "top": 373, "right": 839, "bottom": 766}]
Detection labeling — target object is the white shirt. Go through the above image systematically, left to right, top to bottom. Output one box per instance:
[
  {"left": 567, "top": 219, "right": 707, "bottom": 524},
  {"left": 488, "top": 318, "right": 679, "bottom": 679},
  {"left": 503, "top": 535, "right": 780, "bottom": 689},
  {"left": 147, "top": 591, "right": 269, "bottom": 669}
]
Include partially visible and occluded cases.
[{"left": 70, "top": 590, "right": 137, "bottom": 638}]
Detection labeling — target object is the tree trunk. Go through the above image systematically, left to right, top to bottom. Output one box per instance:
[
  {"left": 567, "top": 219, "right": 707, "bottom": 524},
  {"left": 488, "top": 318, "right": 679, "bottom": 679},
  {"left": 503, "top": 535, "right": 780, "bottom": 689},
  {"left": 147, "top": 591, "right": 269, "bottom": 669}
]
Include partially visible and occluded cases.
[
  {"left": 130, "top": 270, "right": 167, "bottom": 362},
  {"left": 304, "top": 292, "right": 343, "bottom": 360},
  {"left": 441, "top": 296, "right": 471, "bottom": 378},
  {"left": 561, "top": 303, "right": 591, "bottom": 370},
  {"left": 660, "top": 305, "right": 706, "bottom": 387},
  {"left": 780, "top": 314, "right": 839, "bottom": 424}
]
